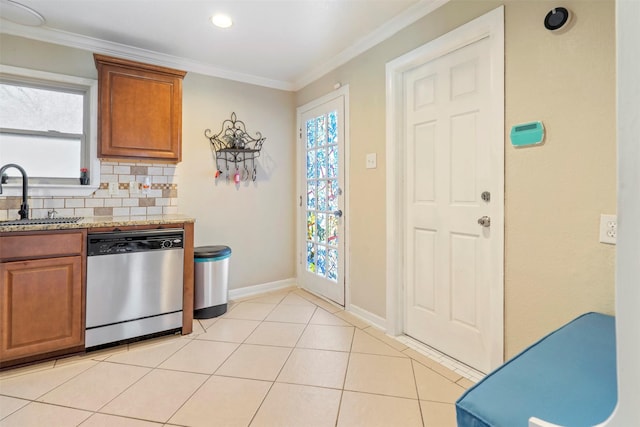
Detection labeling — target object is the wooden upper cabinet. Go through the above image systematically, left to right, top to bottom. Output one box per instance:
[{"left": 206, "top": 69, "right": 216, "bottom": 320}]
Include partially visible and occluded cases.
[{"left": 94, "top": 54, "right": 187, "bottom": 162}]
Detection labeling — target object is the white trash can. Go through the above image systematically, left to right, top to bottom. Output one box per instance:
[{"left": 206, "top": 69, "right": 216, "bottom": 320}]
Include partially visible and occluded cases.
[{"left": 194, "top": 245, "right": 231, "bottom": 319}]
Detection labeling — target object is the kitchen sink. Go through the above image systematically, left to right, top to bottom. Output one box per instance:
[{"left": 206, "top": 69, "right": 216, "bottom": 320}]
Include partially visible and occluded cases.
[{"left": 0, "top": 217, "right": 83, "bottom": 226}]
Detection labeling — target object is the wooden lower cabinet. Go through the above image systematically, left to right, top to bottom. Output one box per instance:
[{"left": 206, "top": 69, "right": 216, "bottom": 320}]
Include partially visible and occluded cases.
[
  {"left": 1, "top": 229, "right": 86, "bottom": 369},
  {"left": 0, "top": 256, "right": 84, "bottom": 367}
]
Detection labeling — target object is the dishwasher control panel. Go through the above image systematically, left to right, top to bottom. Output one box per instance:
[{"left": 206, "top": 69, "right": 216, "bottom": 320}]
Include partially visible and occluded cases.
[{"left": 88, "top": 229, "right": 184, "bottom": 256}]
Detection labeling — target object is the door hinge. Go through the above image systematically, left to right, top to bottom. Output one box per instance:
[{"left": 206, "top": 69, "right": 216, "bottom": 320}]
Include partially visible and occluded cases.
[{"left": 299, "top": 128, "right": 302, "bottom": 139}]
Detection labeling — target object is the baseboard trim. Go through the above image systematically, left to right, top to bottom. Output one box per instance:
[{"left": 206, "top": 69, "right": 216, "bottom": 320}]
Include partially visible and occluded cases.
[
  {"left": 228, "top": 278, "right": 297, "bottom": 300},
  {"left": 348, "top": 303, "right": 387, "bottom": 330}
]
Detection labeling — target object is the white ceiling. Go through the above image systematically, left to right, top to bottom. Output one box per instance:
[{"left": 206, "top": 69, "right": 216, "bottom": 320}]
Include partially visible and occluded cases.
[{"left": 0, "top": 0, "right": 447, "bottom": 91}]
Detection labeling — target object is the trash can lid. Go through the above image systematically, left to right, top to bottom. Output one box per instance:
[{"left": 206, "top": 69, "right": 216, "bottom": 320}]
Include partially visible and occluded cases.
[{"left": 194, "top": 245, "right": 232, "bottom": 258}]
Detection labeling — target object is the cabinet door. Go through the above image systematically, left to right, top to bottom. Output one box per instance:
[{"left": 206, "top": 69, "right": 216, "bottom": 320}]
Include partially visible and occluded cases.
[
  {"left": 95, "top": 55, "right": 186, "bottom": 162},
  {"left": 0, "top": 256, "right": 84, "bottom": 363}
]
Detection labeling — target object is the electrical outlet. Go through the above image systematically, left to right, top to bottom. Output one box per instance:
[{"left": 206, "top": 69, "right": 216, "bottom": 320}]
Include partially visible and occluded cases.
[
  {"left": 108, "top": 181, "right": 119, "bottom": 196},
  {"left": 129, "top": 181, "right": 139, "bottom": 195},
  {"left": 599, "top": 214, "right": 617, "bottom": 245}
]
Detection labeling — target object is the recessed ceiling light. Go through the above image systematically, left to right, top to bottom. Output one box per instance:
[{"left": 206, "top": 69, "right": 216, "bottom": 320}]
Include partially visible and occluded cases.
[
  {"left": 0, "top": 0, "right": 45, "bottom": 26},
  {"left": 211, "top": 14, "right": 232, "bottom": 29}
]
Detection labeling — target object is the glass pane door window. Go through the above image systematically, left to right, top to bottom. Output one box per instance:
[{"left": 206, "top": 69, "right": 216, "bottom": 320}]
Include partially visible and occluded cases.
[
  {"left": 299, "top": 89, "right": 346, "bottom": 306},
  {"left": 305, "top": 110, "right": 340, "bottom": 282}
]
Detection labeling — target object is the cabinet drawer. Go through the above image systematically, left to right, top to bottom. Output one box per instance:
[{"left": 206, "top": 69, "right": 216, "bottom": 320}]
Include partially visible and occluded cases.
[{"left": 0, "top": 231, "right": 85, "bottom": 261}]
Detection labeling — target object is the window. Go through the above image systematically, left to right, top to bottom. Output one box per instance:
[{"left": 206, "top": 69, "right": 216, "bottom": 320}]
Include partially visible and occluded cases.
[
  {"left": 0, "top": 65, "right": 98, "bottom": 196},
  {"left": 1, "top": 84, "right": 85, "bottom": 178}
]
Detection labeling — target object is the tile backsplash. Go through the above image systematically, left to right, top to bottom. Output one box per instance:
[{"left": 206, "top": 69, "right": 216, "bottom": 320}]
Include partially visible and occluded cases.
[{"left": 0, "top": 161, "right": 179, "bottom": 221}]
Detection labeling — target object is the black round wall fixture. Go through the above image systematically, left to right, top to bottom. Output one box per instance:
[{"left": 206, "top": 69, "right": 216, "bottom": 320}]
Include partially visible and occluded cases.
[{"left": 544, "top": 7, "right": 571, "bottom": 31}]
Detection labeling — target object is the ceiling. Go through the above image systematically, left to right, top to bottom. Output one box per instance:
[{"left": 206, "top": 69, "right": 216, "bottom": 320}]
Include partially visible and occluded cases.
[{"left": 0, "top": 0, "right": 447, "bottom": 91}]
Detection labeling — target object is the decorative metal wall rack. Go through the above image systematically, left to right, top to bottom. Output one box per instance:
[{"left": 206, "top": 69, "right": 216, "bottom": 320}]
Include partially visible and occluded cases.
[{"left": 205, "top": 112, "right": 266, "bottom": 182}]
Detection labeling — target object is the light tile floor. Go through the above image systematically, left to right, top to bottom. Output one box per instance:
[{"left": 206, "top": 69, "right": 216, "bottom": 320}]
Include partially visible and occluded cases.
[{"left": 0, "top": 288, "right": 476, "bottom": 427}]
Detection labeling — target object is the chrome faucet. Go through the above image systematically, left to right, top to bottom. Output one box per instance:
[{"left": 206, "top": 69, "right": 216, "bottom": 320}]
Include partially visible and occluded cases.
[{"left": 0, "top": 163, "right": 29, "bottom": 220}]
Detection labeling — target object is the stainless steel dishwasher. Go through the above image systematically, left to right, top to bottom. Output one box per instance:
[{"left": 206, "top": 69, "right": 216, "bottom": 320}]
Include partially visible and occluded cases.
[{"left": 86, "top": 229, "right": 184, "bottom": 348}]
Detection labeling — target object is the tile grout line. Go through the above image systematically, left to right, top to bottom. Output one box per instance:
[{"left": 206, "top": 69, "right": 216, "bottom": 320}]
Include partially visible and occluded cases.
[
  {"left": 295, "top": 287, "right": 479, "bottom": 384},
  {"left": 2, "top": 288, "right": 464, "bottom": 426},
  {"left": 295, "top": 288, "right": 481, "bottom": 389},
  {"left": 225, "top": 290, "right": 456, "bottom": 409},
  {"left": 243, "top": 290, "right": 358, "bottom": 426},
  {"left": 243, "top": 291, "right": 316, "bottom": 426},
  {"left": 155, "top": 295, "right": 277, "bottom": 426},
  {"left": 104, "top": 304, "right": 250, "bottom": 425},
  {"left": 334, "top": 323, "right": 358, "bottom": 427},
  {"left": 148, "top": 329, "right": 219, "bottom": 425},
  {"left": 0, "top": 354, "right": 114, "bottom": 422},
  {"left": 29, "top": 358, "right": 100, "bottom": 404},
  {"left": 409, "top": 359, "right": 427, "bottom": 427},
  {"left": 92, "top": 360, "right": 157, "bottom": 416},
  {"left": 3, "top": 400, "right": 95, "bottom": 423},
  {"left": 78, "top": 407, "right": 168, "bottom": 426}
]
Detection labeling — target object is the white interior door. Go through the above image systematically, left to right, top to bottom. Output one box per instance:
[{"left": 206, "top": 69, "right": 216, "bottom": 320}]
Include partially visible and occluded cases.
[
  {"left": 402, "top": 32, "right": 503, "bottom": 373},
  {"left": 298, "top": 92, "right": 346, "bottom": 305}
]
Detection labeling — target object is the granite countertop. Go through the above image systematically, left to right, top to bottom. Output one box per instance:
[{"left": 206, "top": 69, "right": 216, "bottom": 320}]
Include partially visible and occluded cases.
[{"left": 0, "top": 214, "right": 195, "bottom": 233}]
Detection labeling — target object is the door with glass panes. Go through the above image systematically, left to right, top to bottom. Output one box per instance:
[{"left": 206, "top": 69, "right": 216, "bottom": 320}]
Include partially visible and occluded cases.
[{"left": 298, "top": 93, "right": 345, "bottom": 305}]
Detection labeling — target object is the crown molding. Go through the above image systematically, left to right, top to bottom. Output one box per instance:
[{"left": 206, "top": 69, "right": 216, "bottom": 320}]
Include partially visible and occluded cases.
[
  {"left": 1, "top": 0, "right": 448, "bottom": 93},
  {"left": 293, "top": 0, "right": 450, "bottom": 91},
  {"left": 0, "top": 19, "right": 295, "bottom": 91}
]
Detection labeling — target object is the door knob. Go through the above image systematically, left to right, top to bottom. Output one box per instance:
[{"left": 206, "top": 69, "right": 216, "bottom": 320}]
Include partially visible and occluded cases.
[
  {"left": 334, "top": 210, "right": 343, "bottom": 218},
  {"left": 477, "top": 216, "right": 491, "bottom": 227}
]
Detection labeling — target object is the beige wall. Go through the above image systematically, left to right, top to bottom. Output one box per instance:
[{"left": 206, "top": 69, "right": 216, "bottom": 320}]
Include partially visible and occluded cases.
[
  {"left": 296, "top": 0, "right": 616, "bottom": 357},
  {"left": 503, "top": 0, "right": 615, "bottom": 356},
  {"left": 0, "top": 34, "right": 297, "bottom": 291},
  {"left": 180, "top": 74, "right": 297, "bottom": 289}
]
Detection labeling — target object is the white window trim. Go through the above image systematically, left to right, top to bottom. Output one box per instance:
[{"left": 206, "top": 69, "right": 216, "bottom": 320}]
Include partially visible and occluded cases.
[{"left": 0, "top": 64, "right": 99, "bottom": 197}]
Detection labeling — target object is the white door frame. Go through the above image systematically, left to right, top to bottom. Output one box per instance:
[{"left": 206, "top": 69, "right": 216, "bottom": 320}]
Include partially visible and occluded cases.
[
  {"left": 385, "top": 7, "right": 504, "bottom": 370},
  {"left": 296, "top": 85, "right": 350, "bottom": 307}
]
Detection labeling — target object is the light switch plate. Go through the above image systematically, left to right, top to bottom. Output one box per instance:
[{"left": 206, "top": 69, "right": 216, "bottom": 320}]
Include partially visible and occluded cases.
[{"left": 366, "top": 153, "right": 377, "bottom": 169}]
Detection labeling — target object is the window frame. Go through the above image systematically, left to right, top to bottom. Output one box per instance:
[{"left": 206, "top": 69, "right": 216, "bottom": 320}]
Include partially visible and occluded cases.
[{"left": 0, "top": 65, "right": 99, "bottom": 197}]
